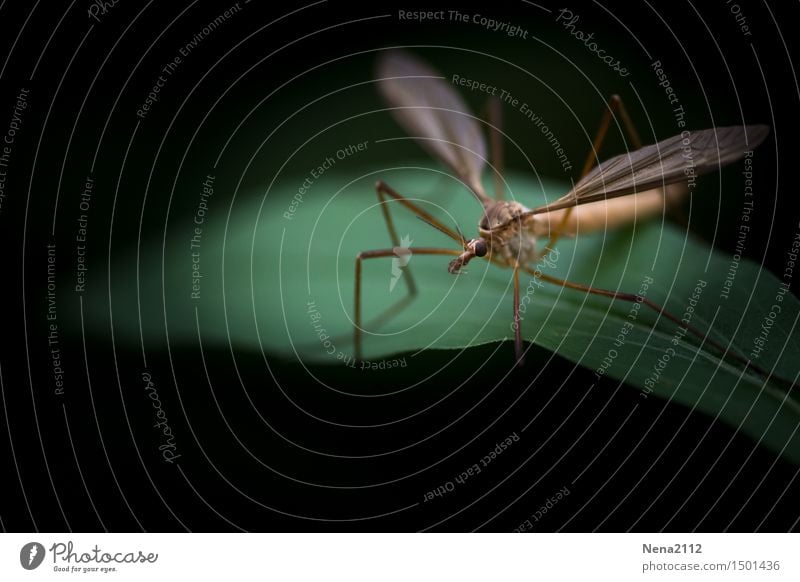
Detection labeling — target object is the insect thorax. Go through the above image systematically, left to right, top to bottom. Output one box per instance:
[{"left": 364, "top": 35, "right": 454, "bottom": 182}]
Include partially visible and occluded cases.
[{"left": 479, "top": 201, "right": 538, "bottom": 267}]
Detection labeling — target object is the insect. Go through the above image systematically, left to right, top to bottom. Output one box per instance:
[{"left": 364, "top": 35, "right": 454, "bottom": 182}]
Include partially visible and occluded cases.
[{"left": 354, "top": 50, "right": 769, "bottom": 366}]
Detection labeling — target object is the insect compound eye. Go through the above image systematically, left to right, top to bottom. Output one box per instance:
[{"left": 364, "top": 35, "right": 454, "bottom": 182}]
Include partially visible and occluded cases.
[{"left": 473, "top": 239, "right": 487, "bottom": 257}]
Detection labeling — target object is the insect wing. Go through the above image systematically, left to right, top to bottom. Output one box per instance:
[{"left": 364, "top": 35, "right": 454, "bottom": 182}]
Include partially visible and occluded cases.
[
  {"left": 376, "top": 51, "right": 489, "bottom": 202},
  {"left": 528, "top": 125, "right": 770, "bottom": 215}
]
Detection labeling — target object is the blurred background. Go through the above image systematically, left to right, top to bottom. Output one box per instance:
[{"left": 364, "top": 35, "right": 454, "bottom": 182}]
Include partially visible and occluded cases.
[{"left": 0, "top": 0, "right": 798, "bottom": 532}]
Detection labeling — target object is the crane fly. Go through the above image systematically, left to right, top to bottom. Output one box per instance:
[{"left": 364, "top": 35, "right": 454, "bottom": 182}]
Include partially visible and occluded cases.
[{"left": 354, "top": 50, "right": 769, "bottom": 366}]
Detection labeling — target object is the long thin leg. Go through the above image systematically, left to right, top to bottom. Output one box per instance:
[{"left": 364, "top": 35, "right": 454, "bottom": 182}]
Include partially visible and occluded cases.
[
  {"left": 539, "top": 94, "right": 643, "bottom": 259},
  {"left": 484, "top": 97, "right": 505, "bottom": 200},
  {"left": 352, "top": 180, "right": 465, "bottom": 352},
  {"left": 376, "top": 180, "right": 463, "bottom": 245},
  {"left": 355, "top": 247, "right": 462, "bottom": 361},
  {"left": 512, "top": 263, "right": 524, "bottom": 365},
  {"left": 524, "top": 266, "right": 767, "bottom": 377}
]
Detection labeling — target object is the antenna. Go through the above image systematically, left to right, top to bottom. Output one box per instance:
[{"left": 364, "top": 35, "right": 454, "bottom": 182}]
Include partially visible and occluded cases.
[{"left": 416, "top": 215, "right": 467, "bottom": 248}]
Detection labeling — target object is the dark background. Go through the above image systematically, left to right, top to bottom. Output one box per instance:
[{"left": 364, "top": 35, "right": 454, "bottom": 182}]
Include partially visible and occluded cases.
[{"left": 0, "top": 0, "right": 798, "bottom": 531}]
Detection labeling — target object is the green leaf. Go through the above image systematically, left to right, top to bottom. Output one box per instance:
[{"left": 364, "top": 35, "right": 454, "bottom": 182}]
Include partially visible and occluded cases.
[{"left": 101, "top": 168, "right": 800, "bottom": 463}]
